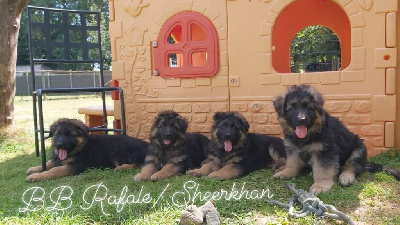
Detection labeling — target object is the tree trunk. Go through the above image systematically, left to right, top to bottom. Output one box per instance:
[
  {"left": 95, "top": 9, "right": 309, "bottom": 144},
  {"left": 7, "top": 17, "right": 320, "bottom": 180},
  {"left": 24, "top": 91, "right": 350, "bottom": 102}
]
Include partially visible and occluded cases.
[{"left": 0, "top": 0, "right": 30, "bottom": 126}]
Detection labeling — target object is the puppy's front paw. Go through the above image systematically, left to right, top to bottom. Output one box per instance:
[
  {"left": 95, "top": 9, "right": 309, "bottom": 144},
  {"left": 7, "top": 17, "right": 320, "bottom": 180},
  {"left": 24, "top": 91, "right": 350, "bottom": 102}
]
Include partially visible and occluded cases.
[
  {"left": 272, "top": 164, "right": 286, "bottom": 172},
  {"left": 26, "top": 166, "right": 42, "bottom": 176},
  {"left": 114, "top": 166, "right": 127, "bottom": 172},
  {"left": 187, "top": 168, "right": 208, "bottom": 177},
  {"left": 273, "top": 168, "right": 297, "bottom": 180},
  {"left": 208, "top": 170, "right": 234, "bottom": 180},
  {"left": 208, "top": 171, "right": 224, "bottom": 179},
  {"left": 339, "top": 171, "right": 356, "bottom": 186},
  {"left": 26, "top": 173, "right": 42, "bottom": 182},
  {"left": 133, "top": 173, "right": 150, "bottom": 182},
  {"left": 149, "top": 173, "right": 160, "bottom": 181},
  {"left": 310, "top": 181, "right": 334, "bottom": 195}
]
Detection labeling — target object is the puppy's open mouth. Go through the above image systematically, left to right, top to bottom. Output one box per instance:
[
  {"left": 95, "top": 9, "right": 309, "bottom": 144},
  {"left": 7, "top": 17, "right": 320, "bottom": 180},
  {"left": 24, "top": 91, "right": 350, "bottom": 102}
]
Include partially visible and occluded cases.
[
  {"left": 295, "top": 125, "right": 307, "bottom": 139},
  {"left": 164, "top": 139, "right": 171, "bottom": 145},
  {"left": 224, "top": 140, "right": 232, "bottom": 152},
  {"left": 58, "top": 149, "right": 68, "bottom": 160}
]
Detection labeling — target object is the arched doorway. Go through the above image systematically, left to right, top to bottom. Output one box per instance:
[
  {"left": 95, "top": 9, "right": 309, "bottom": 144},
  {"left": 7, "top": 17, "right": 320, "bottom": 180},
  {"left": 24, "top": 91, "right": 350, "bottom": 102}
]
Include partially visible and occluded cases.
[{"left": 272, "top": 0, "right": 350, "bottom": 73}]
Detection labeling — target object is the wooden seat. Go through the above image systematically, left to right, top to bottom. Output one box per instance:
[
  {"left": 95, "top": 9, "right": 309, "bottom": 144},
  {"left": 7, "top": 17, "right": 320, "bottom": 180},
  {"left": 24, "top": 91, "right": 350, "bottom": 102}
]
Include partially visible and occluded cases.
[{"left": 78, "top": 105, "right": 114, "bottom": 127}]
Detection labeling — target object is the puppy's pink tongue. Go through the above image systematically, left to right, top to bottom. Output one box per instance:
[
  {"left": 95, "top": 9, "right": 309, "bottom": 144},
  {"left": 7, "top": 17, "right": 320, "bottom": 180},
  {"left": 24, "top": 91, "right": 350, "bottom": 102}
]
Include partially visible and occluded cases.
[
  {"left": 295, "top": 125, "right": 308, "bottom": 139},
  {"left": 164, "top": 139, "right": 171, "bottom": 145},
  {"left": 224, "top": 140, "right": 232, "bottom": 152},
  {"left": 59, "top": 149, "right": 67, "bottom": 160}
]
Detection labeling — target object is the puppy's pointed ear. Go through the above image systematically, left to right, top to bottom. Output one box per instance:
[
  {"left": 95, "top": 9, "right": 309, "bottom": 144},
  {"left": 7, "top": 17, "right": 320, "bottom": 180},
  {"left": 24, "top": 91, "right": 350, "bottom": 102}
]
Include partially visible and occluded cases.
[
  {"left": 305, "top": 85, "right": 325, "bottom": 113},
  {"left": 312, "top": 92, "right": 324, "bottom": 107},
  {"left": 273, "top": 93, "right": 286, "bottom": 117},
  {"left": 310, "top": 94, "right": 324, "bottom": 114},
  {"left": 151, "top": 111, "right": 168, "bottom": 131},
  {"left": 213, "top": 112, "right": 227, "bottom": 123},
  {"left": 152, "top": 113, "right": 163, "bottom": 127},
  {"left": 234, "top": 113, "right": 249, "bottom": 132},
  {"left": 179, "top": 115, "right": 188, "bottom": 133},
  {"left": 49, "top": 118, "right": 68, "bottom": 137},
  {"left": 71, "top": 119, "right": 89, "bottom": 136},
  {"left": 49, "top": 122, "right": 58, "bottom": 137},
  {"left": 82, "top": 124, "right": 90, "bottom": 135}
]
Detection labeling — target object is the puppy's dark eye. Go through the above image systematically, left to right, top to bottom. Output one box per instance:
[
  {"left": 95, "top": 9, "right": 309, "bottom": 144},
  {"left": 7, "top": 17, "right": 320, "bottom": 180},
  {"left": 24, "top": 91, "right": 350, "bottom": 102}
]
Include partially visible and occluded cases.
[{"left": 71, "top": 131, "right": 79, "bottom": 136}]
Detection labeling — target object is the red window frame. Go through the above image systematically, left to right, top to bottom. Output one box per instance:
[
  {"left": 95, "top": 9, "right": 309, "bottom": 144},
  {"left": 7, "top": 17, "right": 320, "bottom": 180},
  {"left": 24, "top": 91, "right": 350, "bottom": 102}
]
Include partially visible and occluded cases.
[{"left": 153, "top": 12, "right": 219, "bottom": 78}]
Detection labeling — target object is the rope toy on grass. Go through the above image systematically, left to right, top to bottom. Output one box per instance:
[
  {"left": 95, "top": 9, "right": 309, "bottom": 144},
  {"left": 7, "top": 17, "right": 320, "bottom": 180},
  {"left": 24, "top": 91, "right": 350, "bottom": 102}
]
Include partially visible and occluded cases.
[
  {"left": 269, "top": 182, "right": 354, "bottom": 225},
  {"left": 179, "top": 200, "right": 220, "bottom": 225}
]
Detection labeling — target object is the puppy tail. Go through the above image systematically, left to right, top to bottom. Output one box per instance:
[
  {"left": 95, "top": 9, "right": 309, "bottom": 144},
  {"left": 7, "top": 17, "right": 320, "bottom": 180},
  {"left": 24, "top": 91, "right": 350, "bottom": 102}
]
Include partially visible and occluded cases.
[{"left": 365, "top": 162, "right": 400, "bottom": 181}]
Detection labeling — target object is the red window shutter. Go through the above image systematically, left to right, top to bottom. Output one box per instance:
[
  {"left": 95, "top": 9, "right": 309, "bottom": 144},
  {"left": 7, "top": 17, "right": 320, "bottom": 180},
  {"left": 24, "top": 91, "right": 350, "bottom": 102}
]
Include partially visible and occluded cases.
[{"left": 153, "top": 12, "right": 219, "bottom": 78}]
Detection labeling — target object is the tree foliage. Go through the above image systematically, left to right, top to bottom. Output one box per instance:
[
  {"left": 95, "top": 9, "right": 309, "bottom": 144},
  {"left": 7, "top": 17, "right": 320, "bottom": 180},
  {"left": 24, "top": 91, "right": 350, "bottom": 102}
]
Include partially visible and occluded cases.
[
  {"left": 17, "top": 0, "right": 111, "bottom": 70},
  {"left": 290, "top": 25, "right": 341, "bottom": 73}
]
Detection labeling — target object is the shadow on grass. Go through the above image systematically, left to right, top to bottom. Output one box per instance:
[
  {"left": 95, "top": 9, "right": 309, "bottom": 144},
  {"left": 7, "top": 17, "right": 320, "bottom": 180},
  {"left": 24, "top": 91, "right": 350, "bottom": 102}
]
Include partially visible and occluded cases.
[{"left": 0, "top": 151, "right": 399, "bottom": 224}]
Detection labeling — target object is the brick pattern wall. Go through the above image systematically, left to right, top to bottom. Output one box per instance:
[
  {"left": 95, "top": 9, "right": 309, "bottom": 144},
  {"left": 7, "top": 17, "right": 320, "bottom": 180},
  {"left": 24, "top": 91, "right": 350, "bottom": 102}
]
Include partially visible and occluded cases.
[{"left": 126, "top": 102, "right": 228, "bottom": 140}]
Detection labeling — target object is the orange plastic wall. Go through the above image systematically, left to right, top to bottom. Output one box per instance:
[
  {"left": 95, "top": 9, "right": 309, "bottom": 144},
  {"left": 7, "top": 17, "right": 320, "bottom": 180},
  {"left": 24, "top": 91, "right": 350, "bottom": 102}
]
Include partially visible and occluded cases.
[
  {"left": 108, "top": 0, "right": 398, "bottom": 157},
  {"left": 272, "top": 0, "right": 351, "bottom": 73}
]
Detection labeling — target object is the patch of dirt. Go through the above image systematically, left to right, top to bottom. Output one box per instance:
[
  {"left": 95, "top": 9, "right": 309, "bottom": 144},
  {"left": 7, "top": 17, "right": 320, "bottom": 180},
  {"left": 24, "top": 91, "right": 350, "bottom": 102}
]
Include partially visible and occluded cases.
[{"left": 350, "top": 197, "right": 400, "bottom": 224}]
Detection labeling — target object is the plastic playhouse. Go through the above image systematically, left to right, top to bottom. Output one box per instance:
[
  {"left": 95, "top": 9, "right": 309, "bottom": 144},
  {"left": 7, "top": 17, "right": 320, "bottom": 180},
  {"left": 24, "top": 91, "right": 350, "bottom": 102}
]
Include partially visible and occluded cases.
[{"left": 107, "top": 0, "right": 399, "bottom": 157}]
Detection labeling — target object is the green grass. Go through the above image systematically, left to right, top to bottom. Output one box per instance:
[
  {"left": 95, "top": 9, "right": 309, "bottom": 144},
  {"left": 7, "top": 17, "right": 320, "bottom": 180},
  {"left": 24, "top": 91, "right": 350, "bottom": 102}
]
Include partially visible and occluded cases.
[{"left": 1, "top": 96, "right": 399, "bottom": 224}]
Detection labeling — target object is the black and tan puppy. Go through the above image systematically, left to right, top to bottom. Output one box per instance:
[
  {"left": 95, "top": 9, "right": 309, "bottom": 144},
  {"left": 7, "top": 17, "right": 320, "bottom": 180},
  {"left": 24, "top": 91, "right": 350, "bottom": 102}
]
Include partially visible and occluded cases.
[
  {"left": 273, "top": 84, "right": 400, "bottom": 194},
  {"left": 134, "top": 110, "right": 209, "bottom": 181},
  {"left": 187, "top": 112, "right": 286, "bottom": 179},
  {"left": 26, "top": 118, "right": 148, "bottom": 182}
]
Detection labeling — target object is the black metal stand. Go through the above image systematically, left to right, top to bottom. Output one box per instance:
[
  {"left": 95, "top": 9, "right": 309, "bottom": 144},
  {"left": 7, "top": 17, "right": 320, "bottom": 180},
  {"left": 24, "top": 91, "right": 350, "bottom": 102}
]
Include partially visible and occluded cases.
[{"left": 27, "top": 6, "right": 126, "bottom": 171}]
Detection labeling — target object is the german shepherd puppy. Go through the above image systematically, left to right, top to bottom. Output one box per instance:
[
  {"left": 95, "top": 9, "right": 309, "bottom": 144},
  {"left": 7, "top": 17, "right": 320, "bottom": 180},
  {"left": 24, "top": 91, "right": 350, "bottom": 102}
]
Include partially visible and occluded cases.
[
  {"left": 273, "top": 84, "right": 400, "bottom": 194},
  {"left": 134, "top": 110, "right": 209, "bottom": 181},
  {"left": 187, "top": 112, "right": 286, "bottom": 179},
  {"left": 26, "top": 118, "right": 148, "bottom": 182}
]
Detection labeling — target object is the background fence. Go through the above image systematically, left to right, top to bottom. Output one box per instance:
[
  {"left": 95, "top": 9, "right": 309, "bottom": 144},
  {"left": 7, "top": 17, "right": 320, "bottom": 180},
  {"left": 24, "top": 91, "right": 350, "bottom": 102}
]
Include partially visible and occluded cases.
[{"left": 16, "top": 70, "right": 112, "bottom": 95}]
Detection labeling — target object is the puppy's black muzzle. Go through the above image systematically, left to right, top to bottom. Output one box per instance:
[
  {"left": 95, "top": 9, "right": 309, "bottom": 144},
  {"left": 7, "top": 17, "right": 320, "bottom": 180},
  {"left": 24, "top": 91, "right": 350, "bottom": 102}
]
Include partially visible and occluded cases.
[
  {"left": 292, "top": 110, "right": 310, "bottom": 127},
  {"left": 296, "top": 114, "right": 306, "bottom": 124},
  {"left": 220, "top": 128, "right": 235, "bottom": 143},
  {"left": 164, "top": 129, "right": 172, "bottom": 139},
  {"left": 224, "top": 131, "right": 232, "bottom": 139},
  {"left": 54, "top": 135, "right": 76, "bottom": 150},
  {"left": 54, "top": 137, "right": 67, "bottom": 149}
]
